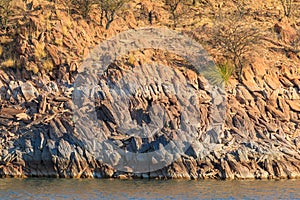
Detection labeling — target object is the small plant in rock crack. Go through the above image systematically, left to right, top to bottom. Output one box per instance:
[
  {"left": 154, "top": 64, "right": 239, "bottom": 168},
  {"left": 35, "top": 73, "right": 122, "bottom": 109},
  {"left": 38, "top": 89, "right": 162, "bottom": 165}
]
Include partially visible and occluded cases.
[
  {"left": 201, "top": 61, "right": 234, "bottom": 86},
  {"left": 217, "top": 61, "right": 235, "bottom": 84}
]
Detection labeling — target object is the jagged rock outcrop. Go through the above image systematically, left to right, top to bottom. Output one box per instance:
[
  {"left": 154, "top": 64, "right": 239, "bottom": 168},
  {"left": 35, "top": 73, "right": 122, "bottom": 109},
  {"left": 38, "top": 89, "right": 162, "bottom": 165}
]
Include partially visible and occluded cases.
[
  {"left": 0, "top": 0, "right": 300, "bottom": 179},
  {"left": 1, "top": 48, "right": 300, "bottom": 179}
]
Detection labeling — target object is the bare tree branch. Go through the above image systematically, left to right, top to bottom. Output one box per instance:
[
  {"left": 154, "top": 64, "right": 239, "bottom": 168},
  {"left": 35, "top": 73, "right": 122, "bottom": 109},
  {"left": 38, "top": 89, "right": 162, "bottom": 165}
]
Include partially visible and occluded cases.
[{"left": 210, "top": 16, "right": 262, "bottom": 80}]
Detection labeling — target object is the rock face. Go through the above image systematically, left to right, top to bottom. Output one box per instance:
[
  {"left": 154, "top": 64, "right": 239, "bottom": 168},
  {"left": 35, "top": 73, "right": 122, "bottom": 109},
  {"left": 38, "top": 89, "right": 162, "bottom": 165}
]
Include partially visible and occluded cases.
[
  {"left": 0, "top": 0, "right": 300, "bottom": 180},
  {"left": 1, "top": 49, "right": 300, "bottom": 179}
]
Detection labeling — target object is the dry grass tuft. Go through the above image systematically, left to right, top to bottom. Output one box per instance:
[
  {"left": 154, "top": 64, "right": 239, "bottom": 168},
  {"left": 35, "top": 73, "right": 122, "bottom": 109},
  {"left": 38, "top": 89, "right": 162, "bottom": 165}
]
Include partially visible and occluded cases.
[
  {"left": 35, "top": 43, "right": 47, "bottom": 60},
  {"left": 0, "top": 46, "right": 3, "bottom": 57},
  {"left": 1, "top": 58, "right": 15, "bottom": 68},
  {"left": 43, "top": 59, "right": 54, "bottom": 71}
]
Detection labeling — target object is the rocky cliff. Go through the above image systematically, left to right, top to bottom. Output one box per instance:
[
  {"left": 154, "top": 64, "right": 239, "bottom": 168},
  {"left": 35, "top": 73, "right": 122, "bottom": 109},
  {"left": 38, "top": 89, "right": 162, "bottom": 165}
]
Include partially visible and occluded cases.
[{"left": 0, "top": 0, "right": 300, "bottom": 179}]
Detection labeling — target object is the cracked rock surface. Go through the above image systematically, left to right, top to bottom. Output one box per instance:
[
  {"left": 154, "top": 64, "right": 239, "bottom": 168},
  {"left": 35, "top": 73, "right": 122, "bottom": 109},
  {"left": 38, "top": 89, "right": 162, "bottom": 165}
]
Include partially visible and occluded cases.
[
  {"left": 0, "top": 0, "right": 300, "bottom": 180},
  {"left": 1, "top": 49, "right": 300, "bottom": 179}
]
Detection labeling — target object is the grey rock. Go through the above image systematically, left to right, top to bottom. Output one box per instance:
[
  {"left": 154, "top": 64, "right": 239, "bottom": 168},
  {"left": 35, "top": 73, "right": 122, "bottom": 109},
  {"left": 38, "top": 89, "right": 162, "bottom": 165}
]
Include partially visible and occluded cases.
[{"left": 20, "top": 81, "right": 39, "bottom": 101}]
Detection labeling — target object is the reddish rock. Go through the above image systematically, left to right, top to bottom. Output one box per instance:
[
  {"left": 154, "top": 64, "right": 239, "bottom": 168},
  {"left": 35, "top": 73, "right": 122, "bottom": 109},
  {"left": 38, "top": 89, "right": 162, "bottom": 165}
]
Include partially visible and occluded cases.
[
  {"left": 274, "top": 17, "right": 298, "bottom": 44},
  {"left": 286, "top": 100, "right": 300, "bottom": 112}
]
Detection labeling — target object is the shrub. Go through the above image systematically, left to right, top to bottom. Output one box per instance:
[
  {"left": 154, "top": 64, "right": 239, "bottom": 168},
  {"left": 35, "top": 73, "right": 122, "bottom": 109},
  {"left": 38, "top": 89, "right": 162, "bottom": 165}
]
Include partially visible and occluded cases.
[
  {"left": 0, "top": 0, "right": 13, "bottom": 29},
  {"left": 72, "top": 0, "right": 98, "bottom": 18},
  {"left": 99, "top": 0, "right": 127, "bottom": 29},
  {"left": 164, "top": 0, "right": 184, "bottom": 28},
  {"left": 232, "top": 0, "right": 249, "bottom": 17},
  {"left": 280, "top": 0, "right": 294, "bottom": 18},
  {"left": 211, "top": 15, "right": 261, "bottom": 80},
  {"left": 55, "top": 37, "right": 63, "bottom": 46},
  {"left": 34, "top": 43, "right": 47, "bottom": 60},
  {"left": 128, "top": 53, "right": 135, "bottom": 66},
  {"left": 1, "top": 58, "right": 15, "bottom": 68},
  {"left": 43, "top": 59, "right": 54, "bottom": 71},
  {"left": 202, "top": 61, "right": 234, "bottom": 86},
  {"left": 217, "top": 61, "right": 235, "bottom": 84},
  {"left": 26, "top": 63, "right": 39, "bottom": 74}
]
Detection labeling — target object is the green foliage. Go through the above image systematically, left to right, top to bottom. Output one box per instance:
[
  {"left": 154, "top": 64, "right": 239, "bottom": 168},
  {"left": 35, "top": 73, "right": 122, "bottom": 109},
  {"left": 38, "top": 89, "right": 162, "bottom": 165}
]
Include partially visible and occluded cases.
[
  {"left": 99, "top": 0, "right": 127, "bottom": 29},
  {"left": 201, "top": 62, "right": 234, "bottom": 86},
  {"left": 217, "top": 62, "right": 235, "bottom": 84}
]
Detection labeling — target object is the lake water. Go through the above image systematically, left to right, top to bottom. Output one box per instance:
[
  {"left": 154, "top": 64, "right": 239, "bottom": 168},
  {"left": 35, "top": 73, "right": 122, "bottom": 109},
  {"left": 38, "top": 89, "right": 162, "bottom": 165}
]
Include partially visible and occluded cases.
[{"left": 0, "top": 178, "right": 299, "bottom": 199}]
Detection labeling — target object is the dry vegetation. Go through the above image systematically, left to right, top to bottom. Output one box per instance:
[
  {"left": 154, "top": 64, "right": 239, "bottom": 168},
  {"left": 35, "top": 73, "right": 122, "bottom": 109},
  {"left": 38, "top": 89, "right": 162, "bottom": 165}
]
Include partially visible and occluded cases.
[
  {"left": 0, "top": 0, "right": 299, "bottom": 81},
  {"left": 0, "top": 0, "right": 13, "bottom": 29},
  {"left": 99, "top": 0, "right": 128, "bottom": 29},
  {"left": 163, "top": 0, "right": 184, "bottom": 28},
  {"left": 211, "top": 15, "right": 262, "bottom": 79}
]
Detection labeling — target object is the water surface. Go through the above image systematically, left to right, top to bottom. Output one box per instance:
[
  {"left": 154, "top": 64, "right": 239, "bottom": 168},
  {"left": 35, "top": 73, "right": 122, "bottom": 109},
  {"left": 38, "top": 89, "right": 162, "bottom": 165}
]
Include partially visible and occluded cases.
[{"left": 0, "top": 178, "right": 299, "bottom": 199}]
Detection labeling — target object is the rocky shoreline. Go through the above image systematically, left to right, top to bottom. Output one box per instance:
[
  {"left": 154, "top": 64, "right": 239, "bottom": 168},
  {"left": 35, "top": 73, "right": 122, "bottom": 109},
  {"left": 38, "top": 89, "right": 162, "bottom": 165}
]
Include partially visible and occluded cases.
[
  {"left": 0, "top": 0, "right": 300, "bottom": 179},
  {"left": 1, "top": 48, "right": 300, "bottom": 179}
]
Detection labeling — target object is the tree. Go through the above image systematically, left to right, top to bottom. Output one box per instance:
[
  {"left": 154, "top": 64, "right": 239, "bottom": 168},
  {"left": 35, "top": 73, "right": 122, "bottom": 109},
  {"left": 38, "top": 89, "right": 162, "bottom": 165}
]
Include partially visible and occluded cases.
[
  {"left": 0, "top": 0, "right": 13, "bottom": 30},
  {"left": 55, "top": 0, "right": 74, "bottom": 15},
  {"left": 72, "top": 0, "right": 98, "bottom": 18},
  {"left": 99, "top": 0, "right": 127, "bottom": 29},
  {"left": 164, "top": 0, "right": 183, "bottom": 28},
  {"left": 232, "top": 0, "right": 249, "bottom": 17},
  {"left": 280, "top": 0, "right": 293, "bottom": 18},
  {"left": 211, "top": 16, "right": 261, "bottom": 80}
]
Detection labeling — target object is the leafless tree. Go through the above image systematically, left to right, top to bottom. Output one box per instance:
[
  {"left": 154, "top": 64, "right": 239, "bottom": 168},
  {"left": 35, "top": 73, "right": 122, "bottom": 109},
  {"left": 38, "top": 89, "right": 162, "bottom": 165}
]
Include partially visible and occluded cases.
[
  {"left": 0, "top": 0, "right": 13, "bottom": 30},
  {"left": 72, "top": 0, "right": 98, "bottom": 18},
  {"left": 99, "top": 0, "right": 127, "bottom": 29},
  {"left": 164, "top": 0, "right": 184, "bottom": 28},
  {"left": 232, "top": 0, "right": 249, "bottom": 17},
  {"left": 280, "top": 0, "right": 293, "bottom": 17},
  {"left": 211, "top": 16, "right": 261, "bottom": 79}
]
